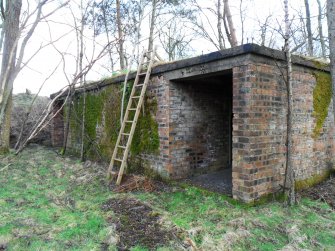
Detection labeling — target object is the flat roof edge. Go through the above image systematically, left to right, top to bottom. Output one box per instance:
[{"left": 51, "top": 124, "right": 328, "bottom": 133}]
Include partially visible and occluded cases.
[{"left": 50, "top": 43, "right": 329, "bottom": 99}]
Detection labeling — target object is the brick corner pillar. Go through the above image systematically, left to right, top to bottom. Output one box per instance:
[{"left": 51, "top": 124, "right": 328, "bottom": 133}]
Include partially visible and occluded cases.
[
  {"left": 232, "top": 63, "right": 285, "bottom": 202},
  {"left": 232, "top": 64, "right": 258, "bottom": 202},
  {"left": 51, "top": 100, "right": 64, "bottom": 147}
]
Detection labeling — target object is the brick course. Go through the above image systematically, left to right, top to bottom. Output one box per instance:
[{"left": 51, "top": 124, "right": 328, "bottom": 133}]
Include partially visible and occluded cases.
[{"left": 232, "top": 62, "right": 334, "bottom": 201}]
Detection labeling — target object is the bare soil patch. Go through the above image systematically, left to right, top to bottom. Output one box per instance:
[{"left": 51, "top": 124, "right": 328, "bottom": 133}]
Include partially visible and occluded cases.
[
  {"left": 301, "top": 176, "right": 335, "bottom": 209},
  {"left": 102, "top": 198, "right": 176, "bottom": 250}
]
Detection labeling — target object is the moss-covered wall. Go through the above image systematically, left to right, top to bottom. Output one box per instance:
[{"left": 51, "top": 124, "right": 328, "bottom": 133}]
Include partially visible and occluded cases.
[
  {"left": 312, "top": 71, "right": 332, "bottom": 137},
  {"left": 65, "top": 82, "right": 159, "bottom": 162}
]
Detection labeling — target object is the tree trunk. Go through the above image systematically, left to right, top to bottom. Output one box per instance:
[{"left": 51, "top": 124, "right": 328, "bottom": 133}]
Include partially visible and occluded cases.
[
  {"left": 0, "top": 0, "right": 22, "bottom": 154},
  {"left": 102, "top": 0, "right": 114, "bottom": 72},
  {"left": 116, "top": 0, "right": 125, "bottom": 70},
  {"left": 148, "top": 0, "right": 157, "bottom": 53},
  {"left": 217, "top": 0, "right": 224, "bottom": 50},
  {"left": 223, "top": 0, "right": 237, "bottom": 47},
  {"left": 239, "top": 0, "right": 245, "bottom": 45},
  {"left": 284, "top": 0, "right": 296, "bottom": 206},
  {"left": 304, "top": 0, "right": 313, "bottom": 56},
  {"left": 318, "top": 0, "right": 326, "bottom": 58},
  {"left": 327, "top": 0, "right": 335, "bottom": 125},
  {"left": 79, "top": 1, "right": 86, "bottom": 161},
  {"left": 0, "top": 92, "right": 12, "bottom": 153},
  {"left": 62, "top": 93, "right": 72, "bottom": 154}
]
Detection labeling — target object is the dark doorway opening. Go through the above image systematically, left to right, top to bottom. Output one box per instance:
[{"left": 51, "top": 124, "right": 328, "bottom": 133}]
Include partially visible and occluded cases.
[{"left": 170, "top": 70, "right": 233, "bottom": 194}]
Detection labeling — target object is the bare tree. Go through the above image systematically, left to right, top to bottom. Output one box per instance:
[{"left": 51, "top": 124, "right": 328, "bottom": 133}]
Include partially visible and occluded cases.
[
  {"left": 0, "top": 0, "right": 68, "bottom": 154},
  {"left": 0, "top": 0, "right": 21, "bottom": 154},
  {"left": 79, "top": 0, "right": 87, "bottom": 160},
  {"left": 116, "top": 0, "right": 126, "bottom": 69},
  {"left": 148, "top": 0, "right": 157, "bottom": 53},
  {"left": 188, "top": 0, "right": 239, "bottom": 49},
  {"left": 217, "top": 0, "right": 225, "bottom": 50},
  {"left": 223, "top": 0, "right": 238, "bottom": 47},
  {"left": 239, "top": 0, "right": 246, "bottom": 44},
  {"left": 283, "top": 0, "right": 296, "bottom": 206},
  {"left": 304, "top": 0, "right": 313, "bottom": 56},
  {"left": 317, "top": 0, "right": 326, "bottom": 58},
  {"left": 327, "top": 0, "right": 335, "bottom": 124},
  {"left": 188, "top": 2, "right": 223, "bottom": 50},
  {"left": 258, "top": 14, "right": 276, "bottom": 47},
  {"left": 158, "top": 18, "right": 194, "bottom": 60},
  {"left": 16, "top": 39, "right": 112, "bottom": 154}
]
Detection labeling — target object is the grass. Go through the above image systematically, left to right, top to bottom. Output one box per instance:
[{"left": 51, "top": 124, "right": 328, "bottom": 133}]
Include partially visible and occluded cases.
[{"left": 1, "top": 145, "right": 335, "bottom": 250}]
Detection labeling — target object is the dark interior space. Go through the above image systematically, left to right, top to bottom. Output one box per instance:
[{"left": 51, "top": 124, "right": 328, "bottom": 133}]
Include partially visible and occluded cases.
[{"left": 170, "top": 70, "right": 233, "bottom": 194}]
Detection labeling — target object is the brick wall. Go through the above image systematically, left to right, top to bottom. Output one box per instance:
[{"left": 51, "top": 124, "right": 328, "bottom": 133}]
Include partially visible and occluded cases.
[
  {"left": 50, "top": 52, "right": 335, "bottom": 203},
  {"left": 232, "top": 62, "right": 334, "bottom": 202},
  {"left": 140, "top": 76, "right": 171, "bottom": 177},
  {"left": 168, "top": 76, "right": 232, "bottom": 178}
]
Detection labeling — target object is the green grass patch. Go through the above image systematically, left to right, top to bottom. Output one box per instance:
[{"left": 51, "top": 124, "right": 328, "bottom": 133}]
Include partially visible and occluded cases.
[{"left": 1, "top": 145, "right": 335, "bottom": 250}]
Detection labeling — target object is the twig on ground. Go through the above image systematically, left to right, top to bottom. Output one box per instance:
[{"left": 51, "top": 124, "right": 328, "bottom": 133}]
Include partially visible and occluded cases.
[{"left": 0, "top": 163, "right": 11, "bottom": 172}]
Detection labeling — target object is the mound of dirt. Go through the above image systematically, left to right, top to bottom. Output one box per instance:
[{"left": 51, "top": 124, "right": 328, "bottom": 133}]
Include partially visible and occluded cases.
[
  {"left": 301, "top": 176, "right": 335, "bottom": 208},
  {"left": 102, "top": 198, "right": 176, "bottom": 250}
]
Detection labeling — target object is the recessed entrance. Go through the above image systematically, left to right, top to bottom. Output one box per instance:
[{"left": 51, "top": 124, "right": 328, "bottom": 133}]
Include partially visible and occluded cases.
[{"left": 169, "top": 70, "right": 233, "bottom": 194}]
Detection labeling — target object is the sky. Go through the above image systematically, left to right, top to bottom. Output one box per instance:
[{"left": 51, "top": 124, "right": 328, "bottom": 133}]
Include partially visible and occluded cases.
[{"left": 12, "top": 0, "right": 324, "bottom": 97}]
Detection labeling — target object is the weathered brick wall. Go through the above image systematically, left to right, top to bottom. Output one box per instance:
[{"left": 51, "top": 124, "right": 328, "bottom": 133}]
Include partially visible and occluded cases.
[
  {"left": 232, "top": 62, "right": 334, "bottom": 202},
  {"left": 291, "top": 69, "right": 334, "bottom": 180},
  {"left": 140, "top": 76, "right": 171, "bottom": 177},
  {"left": 51, "top": 77, "right": 172, "bottom": 177},
  {"left": 168, "top": 79, "right": 232, "bottom": 178}
]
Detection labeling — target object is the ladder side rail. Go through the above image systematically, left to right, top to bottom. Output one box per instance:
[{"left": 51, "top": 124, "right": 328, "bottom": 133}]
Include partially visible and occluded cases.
[
  {"left": 116, "top": 49, "right": 156, "bottom": 185},
  {"left": 107, "top": 50, "right": 147, "bottom": 178},
  {"left": 121, "top": 50, "right": 147, "bottom": 125}
]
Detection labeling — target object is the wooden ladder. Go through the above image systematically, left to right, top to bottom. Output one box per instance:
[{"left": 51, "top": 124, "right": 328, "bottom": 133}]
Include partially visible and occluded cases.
[{"left": 107, "top": 47, "right": 157, "bottom": 185}]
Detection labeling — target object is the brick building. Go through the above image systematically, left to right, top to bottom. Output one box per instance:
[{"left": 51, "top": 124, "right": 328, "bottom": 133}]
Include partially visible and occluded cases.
[{"left": 51, "top": 44, "right": 335, "bottom": 202}]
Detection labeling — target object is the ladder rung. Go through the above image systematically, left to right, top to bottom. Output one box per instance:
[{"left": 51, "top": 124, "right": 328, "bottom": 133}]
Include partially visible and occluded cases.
[{"left": 108, "top": 47, "right": 156, "bottom": 184}]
